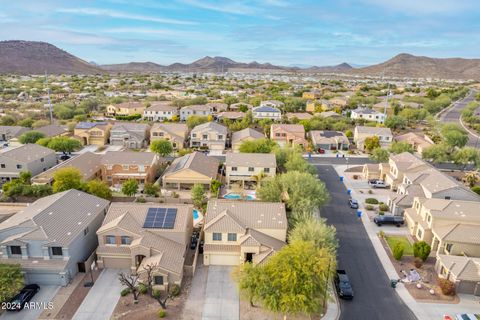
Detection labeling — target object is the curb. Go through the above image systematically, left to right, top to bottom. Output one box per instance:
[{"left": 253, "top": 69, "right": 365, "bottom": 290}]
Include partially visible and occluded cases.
[{"left": 459, "top": 114, "right": 480, "bottom": 142}]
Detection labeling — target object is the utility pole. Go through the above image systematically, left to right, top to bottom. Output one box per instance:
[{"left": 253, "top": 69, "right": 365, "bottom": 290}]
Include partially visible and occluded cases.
[{"left": 45, "top": 72, "right": 53, "bottom": 124}]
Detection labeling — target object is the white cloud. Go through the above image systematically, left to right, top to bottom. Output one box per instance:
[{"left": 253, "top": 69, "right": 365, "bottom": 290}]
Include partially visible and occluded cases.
[
  {"left": 179, "top": 0, "right": 257, "bottom": 15},
  {"left": 360, "top": 0, "right": 476, "bottom": 15}
]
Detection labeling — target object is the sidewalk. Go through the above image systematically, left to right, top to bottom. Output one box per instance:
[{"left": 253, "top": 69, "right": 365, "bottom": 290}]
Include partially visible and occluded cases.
[{"left": 334, "top": 165, "right": 480, "bottom": 319}]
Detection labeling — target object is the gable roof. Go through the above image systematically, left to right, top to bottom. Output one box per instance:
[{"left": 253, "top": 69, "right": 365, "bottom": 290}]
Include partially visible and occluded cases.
[
  {"left": 113, "top": 101, "right": 144, "bottom": 109},
  {"left": 145, "top": 102, "right": 177, "bottom": 112},
  {"left": 253, "top": 106, "right": 281, "bottom": 113},
  {"left": 191, "top": 121, "right": 228, "bottom": 134},
  {"left": 75, "top": 122, "right": 109, "bottom": 130},
  {"left": 111, "top": 122, "right": 149, "bottom": 132},
  {"left": 151, "top": 123, "right": 188, "bottom": 140},
  {"left": 36, "top": 124, "right": 68, "bottom": 137},
  {"left": 354, "top": 125, "right": 392, "bottom": 136},
  {"left": 0, "top": 126, "right": 29, "bottom": 138},
  {"left": 231, "top": 128, "right": 264, "bottom": 143},
  {"left": 0, "top": 144, "right": 55, "bottom": 163},
  {"left": 100, "top": 151, "right": 158, "bottom": 166},
  {"left": 163, "top": 152, "right": 219, "bottom": 179},
  {"left": 225, "top": 152, "right": 276, "bottom": 168},
  {"left": 434, "top": 224, "right": 480, "bottom": 245},
  {"left": 437, "top": 254, "right": 480, "bottom": 282}
]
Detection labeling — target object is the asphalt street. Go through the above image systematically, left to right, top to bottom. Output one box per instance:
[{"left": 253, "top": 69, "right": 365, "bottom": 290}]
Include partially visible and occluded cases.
[
  {"left": 438, "top": 89, "right": 479, "bottom": 147},
  {"left": 316, "top": 165, "right": 417, "bottom": 320}
]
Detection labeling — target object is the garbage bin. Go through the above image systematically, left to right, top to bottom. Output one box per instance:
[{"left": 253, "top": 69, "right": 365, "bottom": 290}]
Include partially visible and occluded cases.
[
  {"left": 340, "top": 176, "right": 344, "bottom": 182},
  {"left": 347, "top": 189, "right": 351, "bottom": 195},
  {"left": 356, "top": 210, "right": 362, "bottom": 218},
  {"left": 390, "top": 279, "right": 398, "bottom": 288}
]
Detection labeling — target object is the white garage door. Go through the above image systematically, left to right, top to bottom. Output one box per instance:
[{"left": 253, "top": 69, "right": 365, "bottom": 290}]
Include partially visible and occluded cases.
[
  {"left": 208, "top": 254, "right": 239, "bottom": 266},
  {"left": 102, "top": 257, "right": 131, "bottom": 269},
  {"left": 26, "top": 272, "right": 65, "bottom": 286}
]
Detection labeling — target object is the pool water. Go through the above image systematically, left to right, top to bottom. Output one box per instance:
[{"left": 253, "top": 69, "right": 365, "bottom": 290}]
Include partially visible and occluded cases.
[
  {"left": 223, "top": 193, "right": 256, "bottom": 200},
  {"left": 246, "top": 195, "right": 255, "bottom": 200},
  {"left": 193, "top": 209, "right": 199, "bottom": 219}
]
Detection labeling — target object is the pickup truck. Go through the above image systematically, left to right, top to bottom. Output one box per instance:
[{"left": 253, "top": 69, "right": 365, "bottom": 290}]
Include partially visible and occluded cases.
[
  {"left": 368, "top": 179, "right": 389, "bottom": 189},
  {"left": 334, "top": 270, "right": 354, "bottom": 299}
]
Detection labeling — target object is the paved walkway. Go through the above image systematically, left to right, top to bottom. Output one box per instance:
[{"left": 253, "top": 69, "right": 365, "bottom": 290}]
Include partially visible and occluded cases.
[
  {"left": 335, "top": 165, "right": 480, "bottom": 319},
  {"left": 182, "top": 260, "right": 209, "bottom": 320},
  {"left": 202, "top": 266, "right": 239, "bottom": 320},
  {"left": 72, "top": 268, "right": 126, "bottom": 320}
]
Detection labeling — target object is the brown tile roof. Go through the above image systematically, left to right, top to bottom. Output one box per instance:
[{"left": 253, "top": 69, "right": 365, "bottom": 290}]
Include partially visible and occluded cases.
[
  {"left": 114, "top": 102, "right": 144, "bottom": 109},
  {"left": 146, "top": 102, "right": 177, "bottom": 112},
  {"left": 151, "top": 123, "right": 188, "bottom": 139},
  {"left": 231, "top": 128, "right": 264, "bottom": 143},
  {"left": 0, "top": 144, "right": 55, "bottom": 163},
  {"left": 100, "top": 151, "right": 158, "bottom": 166},
  {"left": 163, "top": 152, "right": 219, "bottom": 180},
  {"left": 225, "top": 152, "right": 276, "bottom": 168},
  {"left": 434, "top": 224, "right": 480, "bottom": 245},
  {"left": 203, "top": 243, "right": 240, "bottom": 253},
  {"left": 437, "top": 254, "right": 480, "bottom": 282}
]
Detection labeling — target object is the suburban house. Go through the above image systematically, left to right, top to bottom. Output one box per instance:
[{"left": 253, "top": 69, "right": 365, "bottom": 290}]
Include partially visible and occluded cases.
[
  {"left": 302, "top": 90, "right": 322, "bottom": 100},
  {"left": 329, "top": 97, "right": 348, "bottom": 108},
  {"left": 260, "top": 100, "right": 284, "bottom": 109},
  {"left": 306, "top": 100, "right": 316, "bottom": 113},
  {"left": 106, "top": 102, "right": 145, "bottom": 117},
  {"left": 143, "top": 103, "right": 179, "bottom": 122},
  {"left": 207, "top": 103, "right": 228, "bottom": 113},
  {"left": 230, "top": 103, "right": 253, "bottom": 111},
  {"left": 180, "top": 105, "right": 212, "bottom": 121},
  {"left": 252, "top": 105, "right": 282, "bottom": 121},
  {"left": 350, "top": 107, "right": 386, "bottom": 123},
  {"left": 217, "top": 111, "right": 245, "bottom": 121},
  {"left": 318, "top": 111, "right": 342, "bottom": 119},
  {"left": 286, "top": 112, "right": 313, "bottom": 121},
  {"left": 74, "top": 122, "right": 113, "bottom": 146},
  {"left": 189, "top": 122, "right": 228, "bottom": 152},
  {"left": 110, "top": 123, "right": 149, "bottom": 149},
  {"left": 150, "top": 123, "right": 188, "bottom": 150},
  {"left": 36, "top": 124, "right": 69, "bottom": 138},
  {"left": 270, "top": 124, "right": 307, "bottom": 148},
  {"left": 0, "top": 126, "right": 29, "bottom": 145},
  {"left": 353, "top": 126, "right": 393, "bottom": 150},
  {"left": 231, "top": 128, "right": 264, "bottom": 153},
  {"left": 310, "top": 130, "right": 350, "bottom": 151},
  {"left": 394, "top": 132, "right": 434, "bottom": 155},
  {"left": 0, "top": 144, "right": 57, "bottom": 183},
  {"left": 100, "top": 151, "right": 160, "bottom": 188},
  {"left": 32, "top": 152, "right": 103, "bottom": 185},
  {"left": 162, "top": 152, "right": 219, "bottom": 190},
  {"left": 225, "top": 153, "right": 276, "bottom": 187},
  {"left": 0, "top": 190, "right": 110, "bottom": 286},
  {"left": 203, "top": 199, "right": 287, "bottom": 266},
  {"left": 96, "top": 203, "right": 193, "bottom": 289},
  {"left": 435, "top": 255, "right": 480, "bottom": 296}
]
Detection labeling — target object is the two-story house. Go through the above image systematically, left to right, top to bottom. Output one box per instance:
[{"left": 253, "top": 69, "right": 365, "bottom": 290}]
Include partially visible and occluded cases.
[
  {"left": 106, "top": 102, "right": 145, "bottom": 117},
  {"left": 143, "top": 103, "right": 179, "bottom": 122},
  {"left": 180, "top": 105, "right": 212, "bottom": 121},
  {"left": 252, "top": 106, "right": 282, "bottom": 121},
  {"left": 350, "top": 107, "right": 386, "bottom": 123},
  {"left": 74, "top": 122, "right": 113, "bottom": 146},
  {"left": 189, "top": 122, "right": 227, "bottom": 152},
  {"left": 110, "top": 123, "right": 149, "bottom": 149},
  {"left": 150, "top": 123, "right": 188, "bottom": 150},
  {"left": 35, "top": 124, "right": 69, "bottom": 138},
  {"left": 270, "top": 124, "right": 307, "bottom": 148},
  {"left": 0, "top": 126, "right": 30, "bottom": 146},
  {"left": 353, "top": 126, "right": 393, "bottom": 150},
  {"left": 231, "top": 128, "right": 264, "bottom": 153},
  {"left": 310, "top": 130, "right": 349, "bottom": 151},
  {"left": 394, "top": 132, "right": 434, "bottom": 155},
  {"left": 0, "top": 144, "right": 57, "bottom": 183},
  {"left": 100, "top": 151, "right": 159, "bottom": 188},
  {"left": 225, "top": 153, "right": 276, "bottom": 188},
  {"left": 0, "top": 190, "right": 109, "bottom": 286},
  {"left": 203, "top": 200, "right": 287, "bottom": 266},
  {"left": 96, "top": 203, "right": 193, "bottom": 289}
]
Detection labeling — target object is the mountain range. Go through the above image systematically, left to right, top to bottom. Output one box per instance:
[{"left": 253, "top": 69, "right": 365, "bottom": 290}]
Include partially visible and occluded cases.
[{"left": 1, "top": 40, "right": 480, "bottom": 80}]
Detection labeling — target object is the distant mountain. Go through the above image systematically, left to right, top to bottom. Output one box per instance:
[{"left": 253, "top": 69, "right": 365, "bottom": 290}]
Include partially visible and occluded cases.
[
  {"left": 0, "top": 40, "right": 102, "bottom": 75},
  {"left": 351, "top": 53, "right": 480, "bottom": 80},
  {"left": 101, "top": 61, "right": 164, "bottom": 73},
  {"left": 306, "top": 62, "right": 353, "bottom": 72}
]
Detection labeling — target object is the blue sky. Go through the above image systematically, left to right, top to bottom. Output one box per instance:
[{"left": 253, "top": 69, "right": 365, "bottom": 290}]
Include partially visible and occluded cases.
[{"left": 0, "top": 0, "right": 479, "bottom": 66}]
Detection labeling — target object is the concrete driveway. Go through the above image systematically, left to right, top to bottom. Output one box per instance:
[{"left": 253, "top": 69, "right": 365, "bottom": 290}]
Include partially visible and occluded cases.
[
  {"left": 202, "top": 266, "right": 239, "bottom": 320},
  {"left": 72, "top": 268, "right": 126, "bottom": 320},
  {"left": 1, "top": 286, "right": 59, "bottom": 320}
]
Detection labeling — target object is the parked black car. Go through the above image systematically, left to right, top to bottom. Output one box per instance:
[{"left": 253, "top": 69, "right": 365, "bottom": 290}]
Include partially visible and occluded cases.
[
  {"left": 348, "top": 199, "right": 359, "bottom": 209},
  {"left": 373, "top": 215, "right": 405, "bottom": 227},
  {"left": 190, "top": 236, "right": 197, "bottom": 250},
  {"left": 199, "top": 240, "right": 204, "bottom": 254},
  {"left": 334, "top": 270, "right": 353, "bottom": 299},
  {"left": 6, "top": 284, "right": 40, "bottom": 311}
]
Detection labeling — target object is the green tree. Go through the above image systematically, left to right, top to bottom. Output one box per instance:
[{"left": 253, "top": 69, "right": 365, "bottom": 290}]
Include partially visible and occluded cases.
[
  {"left": 0, "top": 115, "right": 16, "bottom": 126},
  {"left": 186, "top": 115, "right": 208, "bottom": 129},
  {"left": 384, "top": 115, "right": 406, "bottom": 130},
  {"left": 17, "top": 118, "right": 34, "bottom": 128},
  {"left": 32, "top": 119, "right": 50, "bottom": 128},
  {"left": 441, "top": 124, "right": 468, "bottom": 149},
  {"left": 19, "top": 131, "right": 45, "bottom": 144},
  {"left": 364, "top": 136, "right": 381, "bottom": 152},
  {"left": 36, "top": 137, "right": 52, "bottom": 147},
  {"left": 45, "top": 137, "right": 82, "bottom": 153},
  {"left": 238, "top": 138, "right": 276, "bottom": 153},
  {"left": 150, "top": 140, "right": 173, "bottom": 157},
  {"left": 390, "top": 141, "right": 414, "bottom": 154},
  {"left": 422, "top": 144, "right": 451, "bottom": 163},
  {"left": 453, "top": 147, "right": 480, "bottom": 169},
  {"left": 369, "top": 148, "right": 389, "bottom": 163},
  {"left": 284, "top": 152, "right": 316, "bottom": 175},
  {"left": 53, "top": 167, "right": 83, "bottom": 192},
  {"left": 19, "top": 171, "right": 32, "bottom": 185},
  {"left": 122, "top": 179, "right": 139, "bottom": 196},
  {"left": 210, "top": 179, "right": 222, "bottom": 196},
  {"left": 84, "top": 180, "right": 112, "bottom": 200},
  {"left": 143, "top": 183, "right": 160, "bottom": 197},
  {"left": 191, "top": 183, "right": 206, "bottom": 208},
  {"left": 288, "top": 217, "right": 338, "bottom": 254},
  {"left": 413, "top": 241, "right": 431, "bottom": 261},
  {"left": 393, "top": 243, "right": 404, "bottom": 261},
  {"left": 0, "top": 264, "right": 24, "bottom": 303}
]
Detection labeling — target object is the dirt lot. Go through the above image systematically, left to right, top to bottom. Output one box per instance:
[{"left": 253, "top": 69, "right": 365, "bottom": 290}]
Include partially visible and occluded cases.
[{"left": 240, "top": 298, "right": 323, "bottom": 320}]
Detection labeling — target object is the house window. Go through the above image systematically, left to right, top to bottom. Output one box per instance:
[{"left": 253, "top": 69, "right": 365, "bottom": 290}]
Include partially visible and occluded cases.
[
  {"left": 153, "top": 132, "right": 158, "bottom": 136},
  {"left": 159, "top": 132, "right": 164, "bottom": 136},
  {"left": 192, "top": 133, "right": 196, "bottom": 138},
  {"left": 202, "top": 134, "right": 208, "bottom": 139},
  {"left": 218, "top": 135, "right": 223, "bottom": 140},
  {"left": 40, "top": 158, "right": 44, "bottom": 162},
  {"left": 0, "top": 164, "right": 5, "bottom": 168},
  {"left": 16, "top": 164, "right": 22, "bottom": 169},
  {"left": 122, "top": 164, "right": 129, "bottom": 170},
  {"left": 106, "top": 165, "right": 113, "bottom": 170},
  {"left": 139, "top": 165, "right": 145, "bottom": 172},
  {"left": 232, "top": 167, "right": 237, "bottom": 171},
  {"left": 248, "top": 167, "right": 254, "bottom": 172},
  {"left": 264, "top": 168, "right": 270, "bottom": 173},
  {"left": 444, "top": 196, "right": 451, "bottom": 200},
  {"left": 427, "top": 215, "right": 431, "bottom": 223},
  {"left": 84, "top": 227, "right": 89, "bottom": 236},
  {"left": 417, "top": 229, "right": 423, "bottom": 239},
  {"left": 212, "top": 233, "right": 222, "bottom": 241},
  {"left": 227, "top": 233, "right": 237, "bottom": 241},
  {"left": 105, "top": 235, "right": 116, "bottom": 245},
  {"left": 121, "top": 236, "right": 131, "bottom": 245},
  {"left": 446, "top": 243, "right": 453, "bottom": 253},
  {"left": 10, "top": 246, "right": 21, "bottom": 255},
  {"left": 51, "top": 247, "right": 63, "bottom": 256},
  {"left": 154, "top": 276, "right": 164, "bottom": 285}
]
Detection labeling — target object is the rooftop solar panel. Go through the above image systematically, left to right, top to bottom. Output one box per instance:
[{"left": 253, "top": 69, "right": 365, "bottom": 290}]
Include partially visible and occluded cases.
[{"left": 143, "top": 207, "right": 177, "bottom": 229}]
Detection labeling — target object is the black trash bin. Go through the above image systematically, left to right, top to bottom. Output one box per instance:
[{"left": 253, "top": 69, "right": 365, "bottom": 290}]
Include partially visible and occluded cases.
[{"left": 390, "top": 279, "right": 398, "bottom": 288}]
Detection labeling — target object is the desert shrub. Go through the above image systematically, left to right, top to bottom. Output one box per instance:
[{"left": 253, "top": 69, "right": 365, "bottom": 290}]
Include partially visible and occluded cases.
[
  {"left": 471, "top": 186, "right": 480, "bottom": 195},
  {"left": 368, "top": 190, "right": 373, "bottom": 194},
  {"left": 136, "top": 197, "right": 146, "bottom": 203},
  {"left": 365, "top": 198, "right": 379, "bottom": 204},
  {"left": 379, "top": 203, "right": 389, "bottom": 212},
  {"left": 365, "top": 204, "right": 374, "bottom": 211},
  {"left": 378, "top": 211, "right": 385, "bottom": 215},
  {"left": 378, "top": 230, "right": 385, "bottom": 238},
  {"left": 413, "top": 241, "right": 431, "bottom": 261},
  {"left": 392, "top": 243, "right": 404, "bottom": 260},
  {"left": 414, "top": 257, "right": 423, "bottom": 268},
  {"left": 438, "top": 278, "right": 456, "bottom": 296},
  {"left": 138, "top": 283, "right": 148, "bottom": 294},
  {"left": 170, "top": 284, "right": 181, "bottom": 297},
  {"left": 120, "top": 288, "right": 131, "bottom": 296},
  {"left": 152, "top": 289, "right": 161, "bottom": 299},
  {"left": 158, "top": 309, "right": 167, "bottom": 318}
]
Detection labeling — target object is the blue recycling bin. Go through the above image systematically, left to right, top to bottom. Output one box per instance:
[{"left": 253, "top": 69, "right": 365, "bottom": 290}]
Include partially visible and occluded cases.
[
  {"left": 308, "top": 153, "right": 312, "bottom": 159},
  {"left": 336, "top": 153, "right": 339, "bottom": 158},
  {"left": 340, "top": 176, "right": 344, "bottom": 182},
  {"left": 347, "top": 189, "right": 351, "bottom": 195},
  {"left": 357, "top": 210, "right": 362, "bottom": 218}
]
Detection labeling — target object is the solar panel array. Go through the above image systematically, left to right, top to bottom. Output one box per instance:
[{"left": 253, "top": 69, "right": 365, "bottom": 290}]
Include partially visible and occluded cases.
[{"left": 143, "top": 208, "right": 177, "bottom": 229}]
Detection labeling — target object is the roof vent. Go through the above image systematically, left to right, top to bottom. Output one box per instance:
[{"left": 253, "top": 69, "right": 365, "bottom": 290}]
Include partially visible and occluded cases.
[
  {"left": 96, "top": 204, "right": 100, "bottom": 207},
  {"left": 48, "top": 212, "right": 53, "bottom": 215},
  {"left": 87, "top": 212, "right": 91, "bottom": 216},
  {"left": 78, "top": 222, "right": 82, "bottom": 225},
  {"left": 67, "top": 232, "right": 71, "bottom": 236},
  {"left": 32, "top": 260, "right": 38, "bottom": 264}
]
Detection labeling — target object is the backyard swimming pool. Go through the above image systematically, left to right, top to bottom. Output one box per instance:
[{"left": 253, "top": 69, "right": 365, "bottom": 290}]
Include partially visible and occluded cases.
[
  {"left": 223, "top": 193, "right": 256, "bottom": 200},
  {"left": 193, "top": 209, "right": 200, "bottom": 219}
]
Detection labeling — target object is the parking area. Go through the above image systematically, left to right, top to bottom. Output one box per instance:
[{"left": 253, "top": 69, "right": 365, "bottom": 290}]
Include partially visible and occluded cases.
[
  {"left": 202, "top": 266, "right": 239, "bottom": 320},
  {"left": 72, "top": 268, "right": 126, "bottom": 320},
  {"left": 0, "top": 286, "right": 59, "bottom": 320}
]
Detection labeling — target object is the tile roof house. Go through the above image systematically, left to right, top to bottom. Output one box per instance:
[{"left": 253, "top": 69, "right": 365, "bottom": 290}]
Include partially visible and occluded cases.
[
  {"left": 106, "top": 102, "right": 145, "bottom": 117},
  {"left": 143, "top": 102, "right": 179, "bottom": 122},
  {"left": 180, "top": 104, "right": 213, "bottom": 121},
  {"left": 252, "top": 105, "right": 282, "bottom": 121},
  {"left": 350, "top": 107, "right": 386, "bottom": 123},
  {"left": 217, "top": 111, "right": 245, "bottom": 120},
  {"left": 286, "top": 112, "right": 313, "bottom": 121},
  {"left": 74, "top": 122, "right": 113, "bottom": 146},
  {"left": 190, "top": 122, "right": 228, "bottom": 152},
  {"left": 110, "top": 123, "right": 149, "bottom": 149},
  {"left": 150, "top": 123, "right": 188, "bottom": 150},
  {"left": 35, "top": 124, "right": 69, "bottom": 138},
  {"left": 270, "top": 124, "right": 307, "bottom": 148},
  {"left": 0, "top": 126, "right": 30, "bottom": 144},
  {"left": 353, "top": 126, "right": 393, "bottom": 150},
  {"left": 231, "top": 128, "right": 264, "bottom": 153},
  {"left": 310, "top": 130, "right": 349, "bottom": 151},
  {"left": 394, "top": 132, "right": 434, "bottom": 155},
  {"left": 0, "top": 144, "right": 57, "bottom": 183},
  {"left": 162, "top": 152, "right": 219, "bottom": 190},
  {"left": 225, "top": 153, "right": 276, "bottom": 187},
  {"left": 0, "top": 190, "right": 110, "bottom": 286},
  {"left": 203, "top": 199, "right": 287, "bottom": 266},
  {"left": 96, "top": 203, "right": 193, "bottom": 289},
  {"left": 435, "top": 255, "right": 480, "bottom": 295}
]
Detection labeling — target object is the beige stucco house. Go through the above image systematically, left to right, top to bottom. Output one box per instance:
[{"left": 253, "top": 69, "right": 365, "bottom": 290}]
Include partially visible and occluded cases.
[
  {"left": 106, "top": 102, "right": 145, "bottom": 117},
  {"left": 74, "top": 122, "right": 112, "bottom": 146},
  {"left": 190, "top": 122, "right": 228, "bottom": 152},
  {"left": 150, "top": 123, "right": 188, "bottom": 150},
  {"left": 270, "top": 124, "right": 307, "bottom": 148},
  {"left": 353, "top": 126, "right": 392, "bottom": 150},
  {"left": 231, "top": 128, "right": 264, "bottom": 153},
  {"left": 394, "top": 132, "right": 434, "bottom": 155},
  {"left": 225, "top": 153, "right": 276, "bottom": 187},
  {"left": 203, "top": 199, "right": 287, "bottom": 266}
]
